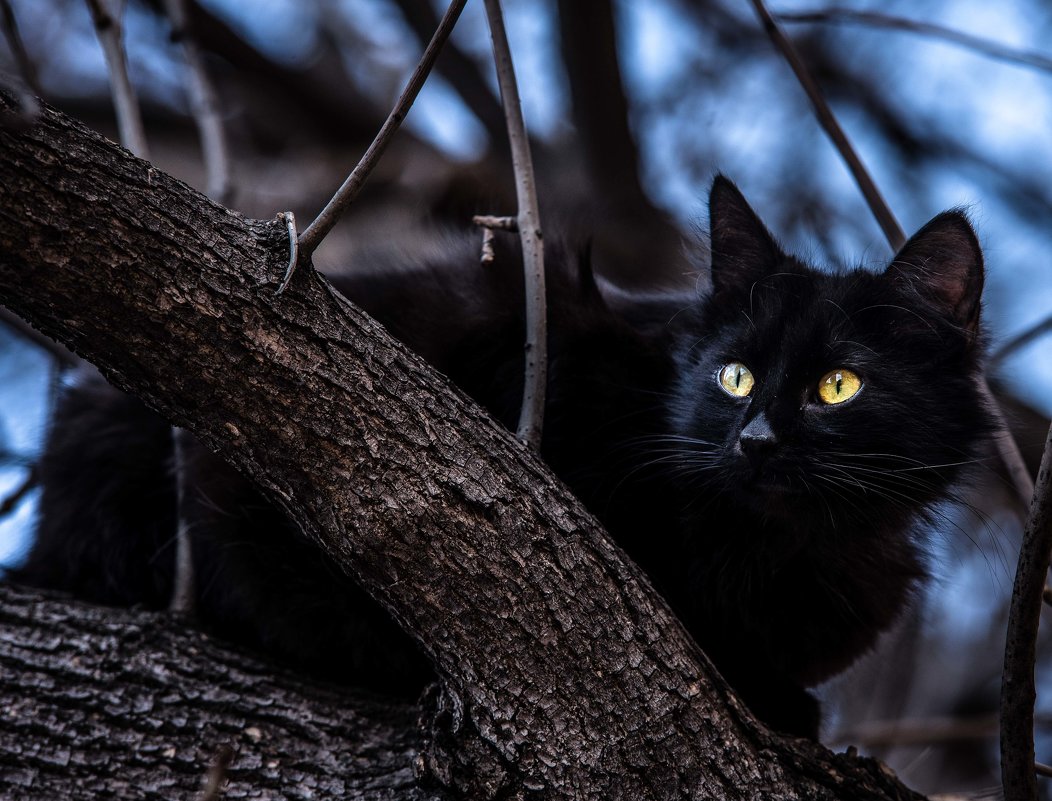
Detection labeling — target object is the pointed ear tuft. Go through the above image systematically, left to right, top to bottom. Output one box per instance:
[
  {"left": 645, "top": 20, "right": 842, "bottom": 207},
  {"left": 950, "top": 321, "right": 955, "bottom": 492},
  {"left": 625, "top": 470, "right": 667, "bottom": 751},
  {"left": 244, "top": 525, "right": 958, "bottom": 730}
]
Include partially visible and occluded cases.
[
  {"left": 708, "top": 175, "right": 783, "bottom": 295},
  {"left": 885, "top": 211, "right": 984, "bottom": 332}
]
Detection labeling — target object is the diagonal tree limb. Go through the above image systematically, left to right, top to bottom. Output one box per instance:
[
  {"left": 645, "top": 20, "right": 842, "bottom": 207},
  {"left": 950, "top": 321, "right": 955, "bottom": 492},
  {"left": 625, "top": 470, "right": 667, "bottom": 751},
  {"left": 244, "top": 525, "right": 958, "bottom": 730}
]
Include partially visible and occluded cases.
[
  {"left": 482, "top": 0, "right": 546, "bottom": 450},
  {"left": 0, "top": 92, "right": 933, "bottom": 801}
]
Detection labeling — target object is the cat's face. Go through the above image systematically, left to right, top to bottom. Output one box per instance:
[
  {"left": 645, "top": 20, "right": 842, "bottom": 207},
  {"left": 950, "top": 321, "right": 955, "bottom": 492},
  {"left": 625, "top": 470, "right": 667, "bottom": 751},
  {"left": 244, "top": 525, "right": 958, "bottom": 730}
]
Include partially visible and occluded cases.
[{"left": 668, "top": 178, "right": 991, "bottom": 537}]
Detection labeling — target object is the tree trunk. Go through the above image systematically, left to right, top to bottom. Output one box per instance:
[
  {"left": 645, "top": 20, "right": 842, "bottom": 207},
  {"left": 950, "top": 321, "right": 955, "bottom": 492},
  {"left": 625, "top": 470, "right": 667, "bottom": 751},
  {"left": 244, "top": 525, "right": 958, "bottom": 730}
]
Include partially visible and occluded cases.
[{"left": 0, "top": 92, "right": 927, "bottom": 800}]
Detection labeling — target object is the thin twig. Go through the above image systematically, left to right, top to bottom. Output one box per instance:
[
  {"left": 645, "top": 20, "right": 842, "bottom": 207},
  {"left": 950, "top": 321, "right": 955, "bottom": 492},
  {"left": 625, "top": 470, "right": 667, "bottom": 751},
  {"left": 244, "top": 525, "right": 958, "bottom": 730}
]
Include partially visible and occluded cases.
[
  {"left": 0, "top": 0, "right": 41, "bottom": 96},
  {"left": 84, "top": 0, "right": 149, "bottom": 158},
  {"left": 162, "top": 0, "right": 232, "bottom": 204},
  {"left": 297, "top": 0, "right": 467, "bottom": 259},
  {"left": 482, "top": 0, "right": 547, "bottom": 451},
  {"left": 748, "top": 0, "right": 904, "bottom": 249},
  {"left": 779, "top": 9, "right": 1052, "bottom": 76},
  {"left": 991, "top": 314, "right": 1052, "bottom": 367},
  {"left": 981, "top": 380, "right": 1036, "bottom": 509},
  {"left": 1002, "top": 421, "right": 1052, "bottom": 801},
  {"left": 168, "top": 427, "right": 195, "bottom": 617},
  {"left": 0, "top": 465, "right": 36, "bottom": 517},
  {"left": 830, "top": 713, "right": 998, "bottom": 748},
  {"left": 1036, "top": 762, "right": 1052, "bottom": 779}
]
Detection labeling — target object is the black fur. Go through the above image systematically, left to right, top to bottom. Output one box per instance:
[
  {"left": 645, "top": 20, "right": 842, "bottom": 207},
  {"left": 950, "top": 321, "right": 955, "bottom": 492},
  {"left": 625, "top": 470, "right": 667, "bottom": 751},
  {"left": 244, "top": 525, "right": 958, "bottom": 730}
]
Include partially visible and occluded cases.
[{"left": 12, "top": 177, "right": 992, "bottom": 737}]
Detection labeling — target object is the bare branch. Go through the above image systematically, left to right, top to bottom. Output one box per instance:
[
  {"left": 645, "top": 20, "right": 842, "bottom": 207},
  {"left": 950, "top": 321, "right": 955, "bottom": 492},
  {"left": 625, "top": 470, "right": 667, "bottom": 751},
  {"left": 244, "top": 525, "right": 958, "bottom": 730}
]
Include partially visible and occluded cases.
[
  {"left": 0, "top": 0, "right": 41, "bottom": 96},
  {"left": 84, "top": 0, "right": 150, "bottom": 158},
  {"left": 162, "top": 0, "right": 232, "bottom": 204},
  {"left": 297, "top": 0, "right": 468, "bottom": 259},
  {"left": 483, "top": 0, "right": 547, "bottom": 451},
  {"left": 747, "top": 0, "right": 905, "bottom": 249},
  {"left": 778, "top": 9, "right": 1052, "bottom": 76},
  {"left": 991, "top": 313, "right": 1052, "bottom": 367},
  {"left": 979, "top": 381, "right": 1036, "bottom": 509},
  {"left": 1001, "top": 421, "right": 1052, "bottom": 801},
  {"left": 0, "top": 465, "right": 36, "bottom": 518},
  {"left": 831, "top": 714, "right": 998, "bottom": 749},
  {"left": 1036, "top": 762, "right": 1052, "bottom": 779}
]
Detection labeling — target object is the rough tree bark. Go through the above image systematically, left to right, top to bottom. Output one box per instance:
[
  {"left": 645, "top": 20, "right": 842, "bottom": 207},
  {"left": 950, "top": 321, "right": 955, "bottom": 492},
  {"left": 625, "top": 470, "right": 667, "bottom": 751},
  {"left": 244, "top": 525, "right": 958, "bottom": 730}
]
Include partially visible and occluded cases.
[{"left": 0, "top": 95, "right": 929, "bottom": 800}]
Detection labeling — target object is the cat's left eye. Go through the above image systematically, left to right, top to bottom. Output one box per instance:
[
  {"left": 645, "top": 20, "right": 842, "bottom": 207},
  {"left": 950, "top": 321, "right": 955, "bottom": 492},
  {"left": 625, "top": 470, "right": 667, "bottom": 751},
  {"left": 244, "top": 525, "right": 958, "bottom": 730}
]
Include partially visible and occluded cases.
[{"left": 817, "top": 368, "right": 862, "bottom": 405}]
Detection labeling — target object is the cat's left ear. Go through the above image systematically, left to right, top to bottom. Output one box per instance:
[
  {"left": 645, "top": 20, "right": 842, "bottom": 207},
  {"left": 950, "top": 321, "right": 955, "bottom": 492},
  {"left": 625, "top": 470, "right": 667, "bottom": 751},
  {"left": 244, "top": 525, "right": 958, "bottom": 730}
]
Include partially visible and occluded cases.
[
  {"left": 708, "top": 175, "right": 785, "bottom": 296},
  {"left": 885, "top": 210, "right": 984, "bottom": 333}
]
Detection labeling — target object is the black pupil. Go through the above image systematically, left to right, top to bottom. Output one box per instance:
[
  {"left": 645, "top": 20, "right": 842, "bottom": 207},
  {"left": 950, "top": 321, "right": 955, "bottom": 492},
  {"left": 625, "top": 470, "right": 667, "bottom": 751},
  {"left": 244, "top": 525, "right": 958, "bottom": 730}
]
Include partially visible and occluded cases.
[
  {"left": 734, "top": 367, "right": 741, "bottom": 387},
  {"left": 835, "top": 374, "right": 842, "bottom": 394}
]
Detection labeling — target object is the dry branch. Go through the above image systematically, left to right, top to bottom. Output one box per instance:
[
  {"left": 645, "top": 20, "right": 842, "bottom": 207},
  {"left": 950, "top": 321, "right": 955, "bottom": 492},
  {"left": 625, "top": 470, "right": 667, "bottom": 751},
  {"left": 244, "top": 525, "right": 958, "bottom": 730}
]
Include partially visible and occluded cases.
[
  {"left": 84, "top": 0, "right": 149, "bottom": 158},
  {"left": 163, "top": 0, "right": 232, "bottom": 204},
  {"left": 297, "top": 0, "right": 467, "bottom": 258},
  {"left": 483, "top": 0, "right": 547, "bottom": 450},
  {"left": 748, "top": 0, "right": 904, "bottom": 249},
  {"left": 1001, "top": 421, "right": 1052, "bottom": 801}
]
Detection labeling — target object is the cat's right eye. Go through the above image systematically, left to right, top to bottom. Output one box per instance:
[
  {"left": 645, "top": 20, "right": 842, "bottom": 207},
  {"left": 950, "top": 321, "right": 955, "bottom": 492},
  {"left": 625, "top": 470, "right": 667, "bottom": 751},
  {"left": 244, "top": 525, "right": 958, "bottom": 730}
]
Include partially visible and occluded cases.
[{"left": 718, "top": 362, "right": 755, "bottom": 398}]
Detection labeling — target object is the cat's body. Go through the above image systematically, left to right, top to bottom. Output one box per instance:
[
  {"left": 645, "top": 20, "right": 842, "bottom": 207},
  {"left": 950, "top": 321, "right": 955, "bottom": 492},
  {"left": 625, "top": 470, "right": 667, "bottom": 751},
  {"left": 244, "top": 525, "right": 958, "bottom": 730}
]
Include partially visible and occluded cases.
[{"left": 13, "top": 178, "right": 992, "bottom": 737}]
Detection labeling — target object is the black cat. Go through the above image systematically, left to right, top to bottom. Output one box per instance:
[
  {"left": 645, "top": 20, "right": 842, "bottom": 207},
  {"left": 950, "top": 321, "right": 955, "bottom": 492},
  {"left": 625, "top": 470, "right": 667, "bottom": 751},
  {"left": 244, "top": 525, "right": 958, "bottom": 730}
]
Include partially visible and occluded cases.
[{"left": 11, "top": 176, "right": 992, "bottom": 738}]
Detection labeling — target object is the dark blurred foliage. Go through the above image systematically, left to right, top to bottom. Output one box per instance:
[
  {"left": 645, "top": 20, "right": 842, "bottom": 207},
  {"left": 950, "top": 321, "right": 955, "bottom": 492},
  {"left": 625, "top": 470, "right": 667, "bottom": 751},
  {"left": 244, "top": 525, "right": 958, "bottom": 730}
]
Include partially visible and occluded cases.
[{"left": 3, "top": 0, "right": 1052, "bottom": 795}]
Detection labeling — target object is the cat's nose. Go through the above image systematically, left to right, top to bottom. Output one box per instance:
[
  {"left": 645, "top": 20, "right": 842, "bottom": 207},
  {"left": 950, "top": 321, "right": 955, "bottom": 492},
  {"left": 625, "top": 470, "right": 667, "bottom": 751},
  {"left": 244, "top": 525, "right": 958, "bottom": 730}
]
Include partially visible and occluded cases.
[{"left": 739, "top": 413, "right": 777, "bottom": 463}]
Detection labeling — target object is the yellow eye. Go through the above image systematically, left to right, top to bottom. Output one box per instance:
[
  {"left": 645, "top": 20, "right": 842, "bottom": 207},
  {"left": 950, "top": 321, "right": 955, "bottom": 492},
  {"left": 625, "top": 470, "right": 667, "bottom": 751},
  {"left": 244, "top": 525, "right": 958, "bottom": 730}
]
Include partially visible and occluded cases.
[
  {"left": 718, "top": 362, "right": 755, "bottom": 398},
  {"left": 818, "top": 368, "right": 862, "bottom": 405}
]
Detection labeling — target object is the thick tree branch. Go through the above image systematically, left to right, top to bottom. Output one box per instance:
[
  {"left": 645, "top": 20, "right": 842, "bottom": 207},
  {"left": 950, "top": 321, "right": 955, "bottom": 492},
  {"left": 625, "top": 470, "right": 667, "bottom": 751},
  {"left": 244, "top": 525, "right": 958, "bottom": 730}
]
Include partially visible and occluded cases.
[{"left": 0, "top": 96, "right": 930, "bottom": 800}]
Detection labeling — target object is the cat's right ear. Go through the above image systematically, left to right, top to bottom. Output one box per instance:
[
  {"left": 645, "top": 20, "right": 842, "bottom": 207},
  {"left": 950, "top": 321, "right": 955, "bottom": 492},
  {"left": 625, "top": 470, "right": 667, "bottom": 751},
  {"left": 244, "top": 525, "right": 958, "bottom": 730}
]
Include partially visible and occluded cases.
[{"left": 708, "top": 175, "right": 784, "bottom": 296}]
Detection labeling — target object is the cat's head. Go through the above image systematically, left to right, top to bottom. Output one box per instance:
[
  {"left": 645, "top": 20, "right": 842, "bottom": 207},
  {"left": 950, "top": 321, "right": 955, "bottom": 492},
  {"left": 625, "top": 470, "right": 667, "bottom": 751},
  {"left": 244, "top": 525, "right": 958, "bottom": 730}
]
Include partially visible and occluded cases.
[{"left": 668, "top": 176, "right": 992, "bottom": 538}]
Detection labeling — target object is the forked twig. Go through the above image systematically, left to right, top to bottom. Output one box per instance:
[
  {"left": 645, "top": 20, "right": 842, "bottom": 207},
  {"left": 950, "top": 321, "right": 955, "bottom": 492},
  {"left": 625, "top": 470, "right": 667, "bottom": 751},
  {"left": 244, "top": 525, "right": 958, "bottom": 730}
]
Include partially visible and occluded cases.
[
  {"left": 84, "top": 0, "right": 149, "bottom": 158},
  {"left": 162, "top": 0, "right": 232, "bottom": 204},
  {"left": 297, "top": 0, "right": 468, "bottom": 259},
  {"left": 482, "top": 0, "right": 547, "bottom": 450},
  {"left": 779, "top": 9, "right": 1052, "bottom": 76},
  {"left": 473, "top": 214, "right": 518, "bottom": 265},
  {"left": 1002, "top": 422, "right": 1052, "bottom": 801}
]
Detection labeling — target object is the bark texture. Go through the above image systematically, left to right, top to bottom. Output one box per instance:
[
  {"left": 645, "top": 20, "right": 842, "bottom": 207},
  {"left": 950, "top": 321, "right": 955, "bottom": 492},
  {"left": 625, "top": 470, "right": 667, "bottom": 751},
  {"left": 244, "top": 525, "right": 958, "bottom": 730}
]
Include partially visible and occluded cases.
[
  {"left": 0, "top": 94, "right": 928, "bottom": 800},
  {"left": 0, "top": 585, "right": 441, "bottom": 800}
]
